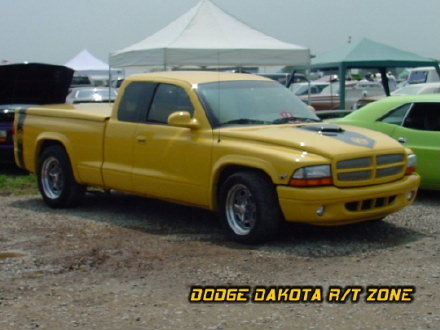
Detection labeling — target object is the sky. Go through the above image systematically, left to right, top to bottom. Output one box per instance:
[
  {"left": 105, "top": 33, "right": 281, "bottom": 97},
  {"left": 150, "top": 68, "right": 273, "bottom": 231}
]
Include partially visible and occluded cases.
[{"left": 1, "top": 0, "right": 439, "bottom": 68}]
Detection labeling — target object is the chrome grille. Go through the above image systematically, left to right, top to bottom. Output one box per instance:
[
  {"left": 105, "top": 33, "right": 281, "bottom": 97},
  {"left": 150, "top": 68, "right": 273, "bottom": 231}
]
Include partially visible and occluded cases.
[
  {"left": 335, "top": 153, "right": 406, "bottom": 186},
  {"left": 377, "top": 154, "right": 404, "bottom": 165},
  {"left": 337, "top": 157, "right": 371, "bottom": 169},
  {"left": 377, "top": 166, "right": 404, "bottom": 178},
  {"left": 338, "top": 170, "right": 372, "bottom": 181}
]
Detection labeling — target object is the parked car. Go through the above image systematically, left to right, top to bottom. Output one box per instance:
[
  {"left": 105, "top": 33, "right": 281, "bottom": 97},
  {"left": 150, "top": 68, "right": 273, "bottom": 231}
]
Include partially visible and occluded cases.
[
  {"left": 0, "top": 62, "right": 73, "bottom": 164},
  {"left": 406, "top": 67, "right": 440, "bottom": 85},
  {"left": 257, "top": 73, "right": 308, "bottom": 87},
  {"left": 70, "top": 75, "right": 93, "bottom": 87},
  {"left": 111, "top": 78, "right": 124, "bottom": 88},
  {"left": 299, "top": 80, "right": 385, "bottom": 110},
  {"left": 289, "top": 82, "right": 329, "bottom": 96},
  {"left": 354, "top": 82, "right": 440, "bottom": 108},
  {"left": 66, "top": 87, "right": 118, "bottom": 104},
  {"left": 333, "top": 94, "right": 440, "bottom": 190},
  {"left": 0, "top": 105, "right": 16, "bottom": 163},
  {"left": 315, "top": 109, "right": 353, "bottom": 120}
]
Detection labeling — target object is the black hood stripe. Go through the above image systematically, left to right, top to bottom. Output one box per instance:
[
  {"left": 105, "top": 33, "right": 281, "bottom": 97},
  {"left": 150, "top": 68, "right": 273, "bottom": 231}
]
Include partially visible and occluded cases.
[{"left": 298, "top": 124, "right": 376, "bottom": 148}]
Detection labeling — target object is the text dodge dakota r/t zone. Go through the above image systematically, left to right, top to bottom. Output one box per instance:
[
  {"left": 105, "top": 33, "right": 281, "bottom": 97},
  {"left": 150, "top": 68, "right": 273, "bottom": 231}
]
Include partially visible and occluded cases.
[{"left": 14, "top": 71, "right": 420, "bottom": 243}]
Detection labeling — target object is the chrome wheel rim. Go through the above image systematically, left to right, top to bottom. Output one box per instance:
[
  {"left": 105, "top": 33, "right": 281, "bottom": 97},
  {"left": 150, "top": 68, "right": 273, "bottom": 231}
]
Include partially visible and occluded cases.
[
  {"left": 41, "top": 156, "right": 64, "bottom": 199},
  {"left": 225, "top": 184, "right": 256, "bottom": 235}
]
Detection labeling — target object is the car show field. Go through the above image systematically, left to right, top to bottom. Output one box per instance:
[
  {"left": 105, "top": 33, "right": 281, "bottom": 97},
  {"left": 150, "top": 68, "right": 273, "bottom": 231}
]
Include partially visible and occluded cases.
[{"left": 1, "top": 1, "right": 439, "bottom": 329}]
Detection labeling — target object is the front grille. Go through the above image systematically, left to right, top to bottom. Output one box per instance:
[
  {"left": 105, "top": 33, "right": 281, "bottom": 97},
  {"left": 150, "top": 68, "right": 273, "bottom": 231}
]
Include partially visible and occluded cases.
[
  {"left": 335, "top": 153, "right": 406, "bottom": 187},
  {"left": 377, "top": 154, "right": 404, "bottom": 165},
  {"left": 338, "top": 170, "right": 371, "bottom": 181},
  {"left": 346, "top": 195, "right": 396, "bottom": 212}
]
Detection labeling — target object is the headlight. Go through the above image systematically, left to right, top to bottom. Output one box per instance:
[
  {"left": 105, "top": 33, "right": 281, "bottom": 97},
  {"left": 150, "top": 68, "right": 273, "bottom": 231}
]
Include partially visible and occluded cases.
[
  {"left": 406, "top": 154, "right": 417, "bottom": 175},
  {"left": 290, "top": 165, "right": 333, "bottom": 187}
]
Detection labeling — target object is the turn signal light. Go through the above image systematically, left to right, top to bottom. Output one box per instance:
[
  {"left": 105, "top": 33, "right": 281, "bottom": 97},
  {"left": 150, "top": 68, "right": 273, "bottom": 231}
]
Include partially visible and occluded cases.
[{"left": 405, "top": 154, "right": 417, "bottom": 175}]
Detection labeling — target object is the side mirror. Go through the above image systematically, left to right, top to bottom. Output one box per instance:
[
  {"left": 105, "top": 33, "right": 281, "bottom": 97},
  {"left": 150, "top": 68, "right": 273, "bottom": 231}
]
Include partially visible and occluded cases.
[{"left": 167, "top": 111, "right": 199, "bottom": 129}]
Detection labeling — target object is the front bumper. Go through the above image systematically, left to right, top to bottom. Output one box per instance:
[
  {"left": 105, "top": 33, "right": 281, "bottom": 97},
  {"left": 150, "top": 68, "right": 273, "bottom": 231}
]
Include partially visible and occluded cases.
[{"left": 277, "top": 174, "right": 420, "bottom": 225}]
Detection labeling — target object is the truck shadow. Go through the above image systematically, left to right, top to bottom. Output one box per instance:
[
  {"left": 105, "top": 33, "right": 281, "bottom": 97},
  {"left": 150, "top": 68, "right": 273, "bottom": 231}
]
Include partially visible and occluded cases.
[
  {"left": 0, "top": 164, "right": 29, "bottom": 175},
  {"left": 9, "top": 189, "right": 436, "bottom": 258}
]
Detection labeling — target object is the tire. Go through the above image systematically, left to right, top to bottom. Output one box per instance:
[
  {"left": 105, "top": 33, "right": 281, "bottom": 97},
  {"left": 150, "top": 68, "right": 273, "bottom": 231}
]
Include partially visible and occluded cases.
[
  {"left": 37, "top": 145, "right": 86, "bottom": 208},
  {"left": 219, "top": 171, "right": 282, "bottom": 244}
]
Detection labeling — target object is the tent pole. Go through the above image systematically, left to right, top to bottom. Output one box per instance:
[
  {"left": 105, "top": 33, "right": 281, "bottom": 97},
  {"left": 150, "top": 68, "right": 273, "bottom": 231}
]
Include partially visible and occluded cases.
[
  {"left": 108, "top": 54, "right": 112, "bottom": 104},
  {"left": 339, "top": 65, "right": 346, "bottom": 110},
  {"left": 379, "top": 67, "right": 390, "bottom": 96}
]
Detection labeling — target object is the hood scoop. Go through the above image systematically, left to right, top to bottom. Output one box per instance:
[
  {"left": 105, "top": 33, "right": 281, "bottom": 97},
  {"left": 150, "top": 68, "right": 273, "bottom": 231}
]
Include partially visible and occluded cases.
[
  {"left": 297, "top": 123, "right": 376, "bottom": 148},
  {"left": 298, "top": 124, "right": 345, "bottom": 136}
]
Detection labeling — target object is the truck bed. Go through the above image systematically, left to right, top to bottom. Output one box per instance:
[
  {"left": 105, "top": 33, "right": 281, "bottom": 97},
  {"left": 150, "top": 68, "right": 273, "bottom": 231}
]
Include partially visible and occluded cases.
[
  {"left": 17, "top": 103, "right": 112, "bottom": 186},
  {"left": 26, "top": 103, "right": 112, "bottom": 121}
]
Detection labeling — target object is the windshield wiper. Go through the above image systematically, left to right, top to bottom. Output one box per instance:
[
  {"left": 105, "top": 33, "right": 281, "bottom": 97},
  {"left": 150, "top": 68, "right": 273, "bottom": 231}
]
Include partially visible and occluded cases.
[
  {"left": 272, "top": 117, "right": 321, "bottom": 124},
  {"left": 221, "top": 118, "right": 268, "bottom": 126}
]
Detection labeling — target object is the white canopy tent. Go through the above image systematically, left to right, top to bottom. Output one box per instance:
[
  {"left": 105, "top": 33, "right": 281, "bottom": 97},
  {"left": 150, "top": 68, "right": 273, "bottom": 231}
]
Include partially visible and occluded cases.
[
  {"left": 109, "top": 0, "right": 310, "bottom": 69},
  {"left": 66, "top": 49, "right": 109, "bottom": 71},
  {"left": 66, "top": 49, "right": 123, "bottom": 86}
]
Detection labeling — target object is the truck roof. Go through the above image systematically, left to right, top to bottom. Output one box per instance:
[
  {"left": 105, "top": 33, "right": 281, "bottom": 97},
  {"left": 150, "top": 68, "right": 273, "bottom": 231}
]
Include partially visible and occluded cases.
[{"left": 127, "top": 71, "right": 271, "bottom": 85}]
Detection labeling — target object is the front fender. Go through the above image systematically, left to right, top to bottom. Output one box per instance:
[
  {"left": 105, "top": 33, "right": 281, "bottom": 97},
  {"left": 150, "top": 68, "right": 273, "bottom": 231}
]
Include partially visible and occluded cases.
[{"left": 209, "top": 154, "right": 279, "bottom": 210}]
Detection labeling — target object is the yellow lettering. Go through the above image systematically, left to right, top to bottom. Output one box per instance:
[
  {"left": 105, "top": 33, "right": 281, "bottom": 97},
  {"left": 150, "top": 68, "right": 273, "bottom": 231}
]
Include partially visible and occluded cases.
[
  {"left": 327, "top": 287, "right": 342, "bottom": 302},
  {"left": 190, "top": 288, "right": 203, "bottom": 302},
  {"left": 253, "top": 288, "right": 266, "bottom": 301},
  {"left": 311, "top": 288, "right": 322, "bottom": 302},
  {"left": 266, "top": 289, "right": 276, "bottom": 301}
]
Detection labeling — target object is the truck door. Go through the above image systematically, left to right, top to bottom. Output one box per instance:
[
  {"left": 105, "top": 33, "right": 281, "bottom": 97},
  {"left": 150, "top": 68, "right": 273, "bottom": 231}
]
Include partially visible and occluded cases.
[
  {"left": 102, "top": 82, "right": 156, "bottom": 191},
  {"left": 132, "top": 83, "right": 213, "bottom": 207}
]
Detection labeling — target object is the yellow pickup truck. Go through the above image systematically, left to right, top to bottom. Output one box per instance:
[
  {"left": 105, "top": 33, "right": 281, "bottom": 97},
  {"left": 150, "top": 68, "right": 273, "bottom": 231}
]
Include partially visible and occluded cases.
[{"left": 14, "top": 71, "right": 420, "bottom": 243}]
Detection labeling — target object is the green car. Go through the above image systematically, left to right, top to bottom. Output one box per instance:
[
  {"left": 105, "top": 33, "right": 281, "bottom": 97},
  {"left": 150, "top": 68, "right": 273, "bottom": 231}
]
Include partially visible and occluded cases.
[{"left": 332, "top": 94, "right": 440, "bottom": 190}]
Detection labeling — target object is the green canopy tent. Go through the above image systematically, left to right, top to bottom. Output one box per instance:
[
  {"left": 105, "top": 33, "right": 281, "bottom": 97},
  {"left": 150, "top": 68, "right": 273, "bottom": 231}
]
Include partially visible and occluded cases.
[{"left": 304, "top": 38, "right": 440, "bottom": 109}]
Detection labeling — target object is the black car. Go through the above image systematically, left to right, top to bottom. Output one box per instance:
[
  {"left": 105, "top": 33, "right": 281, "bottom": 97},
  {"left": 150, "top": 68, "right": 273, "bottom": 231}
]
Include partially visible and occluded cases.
[{"left": 0, "top": 62, "right": 73, "bottom": 164}]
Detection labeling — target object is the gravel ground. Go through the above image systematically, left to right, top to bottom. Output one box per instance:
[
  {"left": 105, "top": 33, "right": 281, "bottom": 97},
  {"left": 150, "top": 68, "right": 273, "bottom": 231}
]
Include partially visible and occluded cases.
[{"left": 0, "top": 190, "right": 439, "bottom": 330}]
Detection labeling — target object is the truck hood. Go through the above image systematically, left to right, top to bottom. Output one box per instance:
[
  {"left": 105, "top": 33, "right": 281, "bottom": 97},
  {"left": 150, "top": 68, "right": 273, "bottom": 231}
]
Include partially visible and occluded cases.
[
  {"left": 0, "top": 63, "right": 73, "bottom": 105},
  {"left": 218, "top": 123, "right": 403, "bottom": 157}
]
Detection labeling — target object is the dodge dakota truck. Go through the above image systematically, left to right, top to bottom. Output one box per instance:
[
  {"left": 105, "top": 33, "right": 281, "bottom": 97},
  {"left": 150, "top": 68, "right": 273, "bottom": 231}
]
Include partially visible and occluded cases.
[{"left": 14, "top": 71, "right": 420, "bottom": 243}]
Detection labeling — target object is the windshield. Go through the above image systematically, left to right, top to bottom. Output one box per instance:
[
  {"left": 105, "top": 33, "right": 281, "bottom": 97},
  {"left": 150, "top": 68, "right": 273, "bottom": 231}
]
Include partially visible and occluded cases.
[
  {"left": 408, "top": 71, "right": 428, "bottom": 84},
  {"left": 197, "top": 80, "right": 320, "bottom": 127}
]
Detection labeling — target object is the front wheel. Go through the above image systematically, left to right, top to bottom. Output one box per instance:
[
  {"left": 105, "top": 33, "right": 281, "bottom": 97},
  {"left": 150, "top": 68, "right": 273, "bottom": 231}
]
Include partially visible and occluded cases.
[
  {"left": 38, "top": 145, "right": 86, "bottom": 208},
  {"left": 219, "top": 171, "right": 282, "bottom": 244}
]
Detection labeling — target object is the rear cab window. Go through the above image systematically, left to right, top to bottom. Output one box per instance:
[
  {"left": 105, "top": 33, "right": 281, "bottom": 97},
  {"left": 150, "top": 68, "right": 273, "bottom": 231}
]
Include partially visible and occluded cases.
[
  {"left": 117, "top": 81, "right": 194, "bottom": 125},
  {"left": 117, "top": 82, "right": 156, "bottom": 122}
]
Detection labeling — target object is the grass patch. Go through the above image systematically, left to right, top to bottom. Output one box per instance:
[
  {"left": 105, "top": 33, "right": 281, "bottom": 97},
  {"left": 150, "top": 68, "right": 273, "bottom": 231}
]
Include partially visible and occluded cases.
[{"left": 0, "top": 168, "right": 38, "bottom": 195}]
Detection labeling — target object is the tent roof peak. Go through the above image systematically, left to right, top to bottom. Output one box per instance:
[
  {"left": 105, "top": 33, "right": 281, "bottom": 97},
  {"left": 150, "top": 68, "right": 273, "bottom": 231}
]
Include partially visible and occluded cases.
[{"left": 110, "top": 0, "right": 310, "bottom": 68}]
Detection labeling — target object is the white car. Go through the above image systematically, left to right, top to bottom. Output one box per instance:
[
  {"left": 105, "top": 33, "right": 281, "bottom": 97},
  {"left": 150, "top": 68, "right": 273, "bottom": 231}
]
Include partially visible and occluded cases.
[
  {"left": 406, "top": 67, "right": 440, "bottom": 85},
  {"left": 289, "top": 82, "right": 330, "bottom": 96},
  {"left": 354, "top": 82, "right": 440, "bottom": 108},
  {"left": 392, "top": 82, "right": 440, "bottom": 95},
  {"left": 65, "top": 87, "right": 118, "bottom": 104}
]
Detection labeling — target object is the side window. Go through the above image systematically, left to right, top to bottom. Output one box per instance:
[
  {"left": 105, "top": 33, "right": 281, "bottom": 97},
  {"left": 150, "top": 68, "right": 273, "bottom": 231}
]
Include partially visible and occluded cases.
[
  {"left": 118, "top": 82, "right": 156, "bottom": 122},
  {"left": 148, "top": 84, "right": 194, "bottom": 124},
  {"left": 403, "top": 102, "right": 440, "bottom": 131},
  {"left": 379, "top": 103, "right": 412, "bottom": 125}
]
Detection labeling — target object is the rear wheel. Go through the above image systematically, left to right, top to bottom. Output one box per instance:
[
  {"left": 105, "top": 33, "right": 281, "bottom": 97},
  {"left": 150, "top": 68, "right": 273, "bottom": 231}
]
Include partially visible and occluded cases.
[
  {"left": 38, "top": 145, "right": 86, "bottom": 208},
  {"left": 219, "top": 171, "right": 282, "bottom": 244}
]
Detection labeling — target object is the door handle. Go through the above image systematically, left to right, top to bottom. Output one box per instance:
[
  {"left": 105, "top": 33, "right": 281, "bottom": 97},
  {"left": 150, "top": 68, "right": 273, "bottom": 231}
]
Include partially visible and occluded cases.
[
  {"left": 136, "top": 135, "right": 147, "bottom": 143},
  {"left": 397, "top": 137, "right": 407, "bottom": 144}
]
